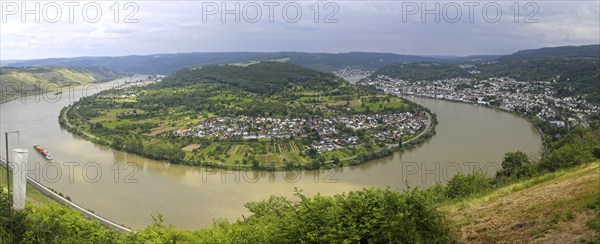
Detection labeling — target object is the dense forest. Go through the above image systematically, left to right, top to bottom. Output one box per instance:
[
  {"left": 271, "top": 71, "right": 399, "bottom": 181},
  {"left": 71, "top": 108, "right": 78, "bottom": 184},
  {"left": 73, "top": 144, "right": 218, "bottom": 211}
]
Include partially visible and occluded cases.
[
  {"left": 4, "top": 52, "right": 438, "bottom": 74},
  {"left": 157, "top": 62, "right": 342, "bottom": 95},
  {"left": 372, "top": 62, "right": 471, "bottom": 81}
]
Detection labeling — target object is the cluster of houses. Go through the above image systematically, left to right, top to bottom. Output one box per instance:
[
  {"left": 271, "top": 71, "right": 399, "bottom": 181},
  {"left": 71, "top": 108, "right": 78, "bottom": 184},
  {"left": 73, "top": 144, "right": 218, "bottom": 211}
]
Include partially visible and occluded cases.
[
  {"left": 333, "top": 67, "right": 372, "bottom": 77},
  {"left": 116, "top": 76, "right": 162, "bottom": 90},
  {"left": 361, "top": 76, "right": 598, "bottom": 128},
  {"left": 173, "top": 113, "right": 428, "bottom": 152},
  {"left": 311, "top": 113, "right": 428, "bottom": 152},
  {"left": 174, "top": 116, "right": 306, "bottom": 139}
]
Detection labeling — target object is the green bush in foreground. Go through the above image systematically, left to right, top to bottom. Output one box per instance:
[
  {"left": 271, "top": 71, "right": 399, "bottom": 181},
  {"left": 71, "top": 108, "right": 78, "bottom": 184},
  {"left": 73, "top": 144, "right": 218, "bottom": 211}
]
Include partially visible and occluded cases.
[
  {"left": 540, "top": 127, "right": 600, "bottom": 171},
  {"left": 445, "top": 171, "right": 493, "bottom": 199},
  {"left": 1, "top": 187, "right": 450, "bottom": 243},
  {"left": 125, "top": 188, "right": 450, "bottom": 243},
  {"left": 0, "top": 191, "right": 119, "bottom": 243}
]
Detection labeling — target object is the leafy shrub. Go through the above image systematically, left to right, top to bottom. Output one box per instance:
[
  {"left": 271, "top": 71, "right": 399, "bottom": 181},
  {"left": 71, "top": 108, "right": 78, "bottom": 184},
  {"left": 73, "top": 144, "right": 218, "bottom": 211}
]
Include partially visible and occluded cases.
[
  {"left": 540, "top": 128, "right": 600, "bottom": 171},
  {"left": 143, "top": 142, "right": 185, "bottom": 163},
  {"left": 593, "top": 146, "right": 600, "bottom": 159},
  {"left": 496, "top": 151, "right": 539, "bottom": 182},
  {"left": 445, "top": 171, "right": 493, "bottom": 199},
  {"left": 2, "top": 186, "right": 450, "bottom": 243},
  {"left": 128, "top": 188, "right": 451, "bottom": 243},
  {"left": 0, "top": 190, "right": 119, "bottom": 243},
  {"left": 21, "top": 205, "right": 119, "bottom": 243}
]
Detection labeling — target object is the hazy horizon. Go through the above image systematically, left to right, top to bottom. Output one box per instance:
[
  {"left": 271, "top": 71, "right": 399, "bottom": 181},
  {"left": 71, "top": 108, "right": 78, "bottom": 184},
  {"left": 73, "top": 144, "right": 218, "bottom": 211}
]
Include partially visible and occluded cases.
[{"left": 1, "top": 1, "right": 598, "bottom": 60}]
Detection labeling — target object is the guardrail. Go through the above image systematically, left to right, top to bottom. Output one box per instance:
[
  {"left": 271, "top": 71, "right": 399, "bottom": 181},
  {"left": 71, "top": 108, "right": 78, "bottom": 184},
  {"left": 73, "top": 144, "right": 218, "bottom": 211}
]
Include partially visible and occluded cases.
[{"left": 0, "top": 157, "right": 132, "bottom": 233}]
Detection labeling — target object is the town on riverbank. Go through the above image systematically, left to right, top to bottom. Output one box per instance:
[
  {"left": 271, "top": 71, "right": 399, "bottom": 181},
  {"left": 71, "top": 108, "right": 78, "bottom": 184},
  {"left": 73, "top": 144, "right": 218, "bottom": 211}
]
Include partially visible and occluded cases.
[{"left": 360, "top": 76, "right": 599, "bottom": 140}]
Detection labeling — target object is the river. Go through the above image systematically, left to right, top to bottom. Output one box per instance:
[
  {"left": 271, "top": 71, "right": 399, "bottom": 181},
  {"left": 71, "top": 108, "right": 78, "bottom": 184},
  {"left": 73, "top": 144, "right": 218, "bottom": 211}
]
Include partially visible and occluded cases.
[{"left": 0, "top": 76, "right": 542, "bottom": 229}]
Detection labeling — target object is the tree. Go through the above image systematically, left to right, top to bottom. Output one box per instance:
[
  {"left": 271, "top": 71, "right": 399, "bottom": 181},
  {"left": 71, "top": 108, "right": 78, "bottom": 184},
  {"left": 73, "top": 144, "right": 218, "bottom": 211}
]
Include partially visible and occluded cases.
[
  {"left": 91, "top": 122, "right": 104, "bottom": 131},
  {"left": 111, "top": 136, "right": 124, "bottom": 149},
  {"left": 124, "top": 136, "right": 144, "bottom": 153},
  {"left": 398, "top": 137, "right": 403, "bottom": 148},
  {"left": 144, "top": 142, "right": 184, "bottom": 163},
  {"left": 593, "top": 147, "right": 600, "bottom": 159},
  {"left": 307, "top": 148, "right": 318, "bottom": 158},
  {"left": 499, "top": 151, "right": 530, "bottom": 177},
  {"left": 252, "top": 159, "right": 260, "bottom": 170},
  {"left": 445, "top": 171, "right": 492, "bottom": 199}
]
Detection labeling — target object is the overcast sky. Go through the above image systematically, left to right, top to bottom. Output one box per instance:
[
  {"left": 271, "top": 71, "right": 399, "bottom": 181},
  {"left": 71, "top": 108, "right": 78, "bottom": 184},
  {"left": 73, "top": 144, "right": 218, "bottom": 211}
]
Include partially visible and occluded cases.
[{"left": 1, "top": 1, "right": 599, "bottom": 60}]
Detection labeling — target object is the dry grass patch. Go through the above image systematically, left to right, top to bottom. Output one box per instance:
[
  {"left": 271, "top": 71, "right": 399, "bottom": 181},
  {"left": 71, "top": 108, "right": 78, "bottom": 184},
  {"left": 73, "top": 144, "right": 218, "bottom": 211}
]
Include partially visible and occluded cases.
[
  {"left": 326, "top": 100, "right": 362, "bottom": 106},
  {"left": 145, "top": 126, "right": 178, "bottom": 137},
  {"left": 182, "top": 144, "right": 201, "bottom": 152},
  {"left": 446, "top": 163, "right": 600, "bottom": 243}
]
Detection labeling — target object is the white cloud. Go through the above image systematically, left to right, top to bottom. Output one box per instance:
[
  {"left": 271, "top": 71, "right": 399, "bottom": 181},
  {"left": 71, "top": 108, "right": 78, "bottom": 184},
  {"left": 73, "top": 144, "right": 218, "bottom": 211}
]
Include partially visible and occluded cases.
[{"left": 0, "top": 1, "right": 598, "bottom": 60}]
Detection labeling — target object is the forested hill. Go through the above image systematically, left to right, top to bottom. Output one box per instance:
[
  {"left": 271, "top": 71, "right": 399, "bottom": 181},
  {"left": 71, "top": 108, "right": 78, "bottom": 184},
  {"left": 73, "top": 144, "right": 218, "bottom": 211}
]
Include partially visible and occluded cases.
[
  {"left": 481, "top": 44, "right": 599, "bottom": 82},
  {"left": 501, "top": 44, "right": 600, "bottom": 60},
  {"left": 3, "top": 52, "right": 438, "bottom": 74},
  {"left": 127, "top": 61, "right": 388, "bottom": 119},
  {"left": 157, "top": 62, "right": 343, "bottom": 95},
  {"left": 371, "top": 62, "right": 471, "bottom": 81},
  {"left": 0, "top": 66, "right": 120, "bottom": 102}
]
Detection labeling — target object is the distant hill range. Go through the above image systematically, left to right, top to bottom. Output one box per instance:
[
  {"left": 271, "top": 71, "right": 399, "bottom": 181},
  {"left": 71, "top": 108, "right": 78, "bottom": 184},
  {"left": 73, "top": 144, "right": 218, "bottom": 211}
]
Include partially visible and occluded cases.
[
  {"left": 3, "top": 44, "right": 598, "bottom": 101},
  {"left": 501, "top": 45, "right": 600, "bottom": 60},
  {"left": 2, "top": 52, "right": 439, "bottom": 74},
  {"left": 422, "top": 55, "right": 502, "bottom": 62},
  {"left": 0, "top": 66, "right": 120, "bottom": 102}
]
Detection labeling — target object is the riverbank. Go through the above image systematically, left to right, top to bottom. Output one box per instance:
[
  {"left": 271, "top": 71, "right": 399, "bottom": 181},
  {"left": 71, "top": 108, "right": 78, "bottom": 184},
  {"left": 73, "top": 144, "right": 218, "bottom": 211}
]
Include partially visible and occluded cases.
[
  {"left": 404, "top": 94, "right": 548, "bottom": 144},
  {"left": 0, "top": 157, "right": 131, "bottom": 232},
  {"left": 0, "top": 168, "right": 55, "bottom": 206}
]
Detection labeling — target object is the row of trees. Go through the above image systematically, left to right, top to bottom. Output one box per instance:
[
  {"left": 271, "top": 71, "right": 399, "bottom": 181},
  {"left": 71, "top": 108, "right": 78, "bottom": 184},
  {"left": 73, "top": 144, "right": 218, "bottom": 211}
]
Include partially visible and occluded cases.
[{"left": 495, "top": 127, "right": 600, "bottom": 182}]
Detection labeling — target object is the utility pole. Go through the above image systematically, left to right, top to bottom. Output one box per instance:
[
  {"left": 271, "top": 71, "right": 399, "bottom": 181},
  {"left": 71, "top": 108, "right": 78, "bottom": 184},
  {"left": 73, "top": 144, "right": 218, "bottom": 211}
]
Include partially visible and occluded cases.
[{"left": 4, "top": 130, "right": 19, "bottom": 236}]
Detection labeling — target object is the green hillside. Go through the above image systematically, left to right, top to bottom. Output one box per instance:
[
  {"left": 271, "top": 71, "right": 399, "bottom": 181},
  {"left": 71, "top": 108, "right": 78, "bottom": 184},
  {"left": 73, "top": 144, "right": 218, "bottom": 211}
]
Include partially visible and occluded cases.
[
  {"left": 504, "top": 44, "right": 600, "bottom": 60},
  {"left": 158, "top": 61, "right": 342, "bottom": 95},
  {"left": 371, "top": 62, "right": 471, "bottom": 81},
  {"left": 0, "top": 66, "right": 120, "bottom": 103},
  {"left": 446, "top": 162, "right": 600, "bottom": 243}
]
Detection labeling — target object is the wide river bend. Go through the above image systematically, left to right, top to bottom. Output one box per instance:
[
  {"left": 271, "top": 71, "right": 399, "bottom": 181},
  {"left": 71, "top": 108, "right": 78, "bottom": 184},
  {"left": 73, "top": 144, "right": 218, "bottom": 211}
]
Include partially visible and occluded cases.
[{"left": 0, "top": 76, "right": 542, "bottom": 229}]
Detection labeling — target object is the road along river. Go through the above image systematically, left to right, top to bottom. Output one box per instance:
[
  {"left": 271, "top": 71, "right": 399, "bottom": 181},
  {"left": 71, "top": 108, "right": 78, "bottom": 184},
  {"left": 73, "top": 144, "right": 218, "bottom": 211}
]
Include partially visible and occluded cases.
[{"left": 0, "top": 77, "right": 542, "bottom": 229}]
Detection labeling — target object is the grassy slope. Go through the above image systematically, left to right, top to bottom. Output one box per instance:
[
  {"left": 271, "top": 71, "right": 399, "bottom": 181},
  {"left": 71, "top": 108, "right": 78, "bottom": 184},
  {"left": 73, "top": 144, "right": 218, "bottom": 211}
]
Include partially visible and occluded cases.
[
  {"left": 0, "top": 66, "right": 120, "bottom": 103},
  {"left": 445, "top": 162, "right": 600, "bottom": 243},
  {"left": 0, "top": 170, "right": 55, "bottom": 206}
]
